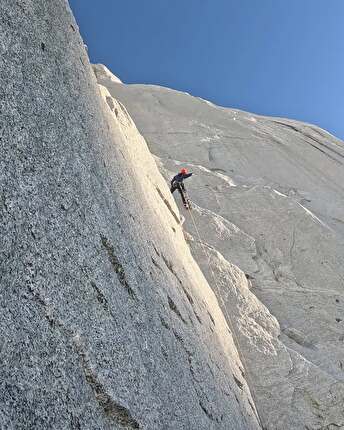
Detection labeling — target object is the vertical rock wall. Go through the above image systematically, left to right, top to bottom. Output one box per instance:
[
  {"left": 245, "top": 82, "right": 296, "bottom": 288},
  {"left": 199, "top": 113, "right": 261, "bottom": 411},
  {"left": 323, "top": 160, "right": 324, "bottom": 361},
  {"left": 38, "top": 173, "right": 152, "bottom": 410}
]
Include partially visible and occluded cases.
[
  {"left": 0, "top": 2, "right": 259, "bottom": 429},
  {"left": 99, "top": 70, "right": 344, "bottom": 429}
]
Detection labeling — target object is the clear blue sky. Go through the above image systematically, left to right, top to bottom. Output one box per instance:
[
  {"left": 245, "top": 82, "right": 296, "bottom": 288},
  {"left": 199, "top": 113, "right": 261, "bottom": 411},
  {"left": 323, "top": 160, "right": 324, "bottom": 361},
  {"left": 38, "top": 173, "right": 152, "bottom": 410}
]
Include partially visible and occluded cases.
[{"left": 69, "top": 0, "right": 344, "bottom": 140}]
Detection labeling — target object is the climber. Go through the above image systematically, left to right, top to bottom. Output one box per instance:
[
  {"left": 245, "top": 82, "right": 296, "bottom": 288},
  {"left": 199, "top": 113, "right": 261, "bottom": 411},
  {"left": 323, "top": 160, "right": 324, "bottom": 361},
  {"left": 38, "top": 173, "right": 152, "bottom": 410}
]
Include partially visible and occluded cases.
[{"left": 170, "top": 168, "right": 193, "bottom": 209}]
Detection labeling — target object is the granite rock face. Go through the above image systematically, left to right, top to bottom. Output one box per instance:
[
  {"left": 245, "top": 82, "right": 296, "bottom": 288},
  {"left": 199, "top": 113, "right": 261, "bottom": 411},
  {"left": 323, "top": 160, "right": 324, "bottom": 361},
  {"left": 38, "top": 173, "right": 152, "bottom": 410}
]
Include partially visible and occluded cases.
[
  {"left": 0, "top": 1, "right": 260, "bottom": 429},
  {"left": 97, "top": 69, "right": 344, "bottom": 429}
]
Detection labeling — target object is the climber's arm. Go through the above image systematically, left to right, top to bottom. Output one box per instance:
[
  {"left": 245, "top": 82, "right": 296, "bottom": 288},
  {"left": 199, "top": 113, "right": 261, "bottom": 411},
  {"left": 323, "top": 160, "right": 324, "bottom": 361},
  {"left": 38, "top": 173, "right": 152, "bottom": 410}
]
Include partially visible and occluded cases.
[{"left": 183, "top": 173, "right": 193, "bottom": 180}]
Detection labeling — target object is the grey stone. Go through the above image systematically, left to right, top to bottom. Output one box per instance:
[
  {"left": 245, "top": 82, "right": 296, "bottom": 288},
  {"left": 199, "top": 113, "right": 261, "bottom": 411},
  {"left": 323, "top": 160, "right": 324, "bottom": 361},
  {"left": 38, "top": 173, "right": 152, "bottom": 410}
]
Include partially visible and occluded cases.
[
  {"left": 0, "top": 1, "right": 259, "bottom": 429},
  {"left": 99, "top": 67, "right": 344, "bottom": 429}
]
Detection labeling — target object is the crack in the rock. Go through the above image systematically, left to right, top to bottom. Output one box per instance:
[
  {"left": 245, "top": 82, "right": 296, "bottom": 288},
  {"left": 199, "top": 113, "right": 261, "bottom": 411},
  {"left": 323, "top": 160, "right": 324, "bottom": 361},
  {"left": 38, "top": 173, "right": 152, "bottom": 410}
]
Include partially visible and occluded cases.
[
  {"left": 271, "top": 120, "right": 344, "bottom": 165},
  {"left": 156, "top": 187, "right": 180, "bottom": 224},
  {"left": 100, "top": 235, "right": 136, "bottom": 299},
  {"left": 161, "top": 254, "right": 183, "bottom": 286},
  {"left": 151, "top": 256, "right": 162, "bottom": 271},
  {"left": 90, "top": 281, "right": 110, "bottom": 313},
  {"left": 26, "top": 284, "right": 140, "bottom": 428},
  {"left": 168, "top": 295, "right": 187, "bottom": 324},
  {"left": 207, "top": 310, "right": 215, "bottom": 326},
  {"left": 74, "top": 338, "right": 140, "bottom": 429},
  {"left": 233, "top": 374, "right": 244, "bottom": 391},
  {"left": 199, "top": 400, "right": 214, "bottom": 420}
]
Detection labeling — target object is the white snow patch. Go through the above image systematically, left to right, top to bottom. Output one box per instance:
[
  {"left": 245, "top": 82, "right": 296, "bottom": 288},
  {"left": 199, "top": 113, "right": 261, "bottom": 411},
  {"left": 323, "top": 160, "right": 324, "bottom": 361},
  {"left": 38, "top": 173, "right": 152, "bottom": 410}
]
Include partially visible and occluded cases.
[
  {"left": 187, "top": 163, "right": 237, "bottom": 187},
  {"left": 214, "top": 171, "right": 236, "bottom": 187},
  {"left": 272, "top": 189, "right": 331, "bottom": 229},
  {"left": 273, "top": 189, "right": 288, "bottom": 198},
  {"left": 297, "top": 202, "right": 330, "bottom": 230}
]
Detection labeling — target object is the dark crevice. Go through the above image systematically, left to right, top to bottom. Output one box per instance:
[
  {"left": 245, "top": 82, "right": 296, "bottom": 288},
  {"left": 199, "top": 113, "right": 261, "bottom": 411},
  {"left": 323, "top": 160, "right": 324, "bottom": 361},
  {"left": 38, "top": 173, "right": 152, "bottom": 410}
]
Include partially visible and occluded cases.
[
  {"left": 271, "top": 120, "right": 299, "bottom": 134},
  {"left": 272, "top": 120, "right": 343, "bottom": 164},
  {"left": 304, "top": 132, "right": 344, "bottom": 160},
  {"left": 304, "top": 140, "right": 342, "bottom": 164},
  {"left": 119, "top": 149, "right": 126, "bottom": 160},
  {"left": 156, "top": 187, "right": 180, "bottom": 224},
  {"left": 100, "top": 235, "right": 136, "bottom": 299},
  {"left": 152, "top": 244, "right": 160, "bottom": 256},
  {"left": 161, "top": 254, "right": 183, "bottom": 285},
  {"left": 161, "top": 254, "right": 174, "bottom": 273},
  {"left": 151, "top": 257, "right": 162, "bottom": 271},
  {"left": 91, "top": 282, "right": 110, "bottom": 313},
  {"left": 27, "top": 285, "right": 62, "bottom": 329},
  {"left": 25, "top": 286, "right": 138, "bottom": 428},
  {"left": 180, "top": 286, "right": 202, "bottom": 324},
  {"left": 182, "top": 286, "right": 193, "bottom": 304},
  {"left": 27, "top": 288, "right": 140, "bottom": 428},
  {"left": 168, "top": 295, "right": 187, "bottom": 324},
  {"left": 193, "top": 311, "right": 202, "bottom": 324},
  {"left": 207, "top": 311, "right": 215, "bottom": 326},
  {"left": 160, "top": 316, "right": 170, "bottom": 330},
  {"left": 282, "top": 327, "right": 316, "bottom": 350},
  {"left": 171, "top": 329, "right": 219, "bottom": 424},
  {"left": 172, "top": 329, "right": 184, "bottom": 345},
  {"left": 172, "top": 330, "right": 193, "bottom": 364},
  {"left": 75, "top": 342, "right": 140, "bottom": 429},
  {"left": 239, "top": 366, "right": 245, "bottom": 379},
  {"left": 233, "top": 375, "right": 244, "bottom": 390},
  {"left": 248, "top": 398, "right": 255, "bottom": 413},
  {"left": 199, "top": 400, "right": 214, "bottom": 421}
]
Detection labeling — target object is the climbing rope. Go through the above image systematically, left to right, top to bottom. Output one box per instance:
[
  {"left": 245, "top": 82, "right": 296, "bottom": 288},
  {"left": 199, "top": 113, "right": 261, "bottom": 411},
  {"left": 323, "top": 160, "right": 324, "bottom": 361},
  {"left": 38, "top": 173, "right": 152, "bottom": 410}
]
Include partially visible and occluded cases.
[{"left": 187, "top": 203, "right": 265, "bottom": 430}]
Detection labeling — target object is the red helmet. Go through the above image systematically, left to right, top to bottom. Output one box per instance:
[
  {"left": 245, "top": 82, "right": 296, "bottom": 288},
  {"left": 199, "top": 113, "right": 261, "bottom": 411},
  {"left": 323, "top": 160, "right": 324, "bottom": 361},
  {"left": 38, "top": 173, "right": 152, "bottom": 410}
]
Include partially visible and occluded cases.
[{"left": 180, "top": 168, "right": 188, "bottom": 174}]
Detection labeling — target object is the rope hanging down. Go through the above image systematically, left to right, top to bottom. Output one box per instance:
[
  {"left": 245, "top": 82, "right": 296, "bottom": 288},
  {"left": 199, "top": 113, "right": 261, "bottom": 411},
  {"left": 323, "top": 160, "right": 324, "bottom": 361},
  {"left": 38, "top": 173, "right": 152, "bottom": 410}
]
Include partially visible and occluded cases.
[{"left": 187, "top": 204, "right": 265, "bottom": 430}]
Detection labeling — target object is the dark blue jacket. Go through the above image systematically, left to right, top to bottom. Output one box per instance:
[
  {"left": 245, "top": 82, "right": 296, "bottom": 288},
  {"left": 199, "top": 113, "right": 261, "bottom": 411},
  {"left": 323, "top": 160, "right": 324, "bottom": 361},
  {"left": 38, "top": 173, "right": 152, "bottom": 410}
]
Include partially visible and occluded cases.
[{"left": 171, "top": 172, "right": 193, "bottom": 186}]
